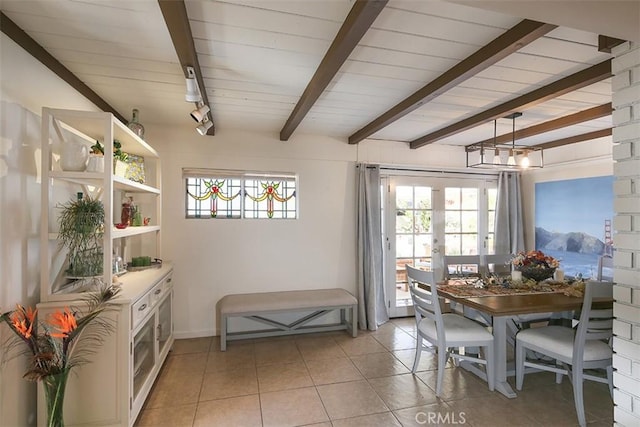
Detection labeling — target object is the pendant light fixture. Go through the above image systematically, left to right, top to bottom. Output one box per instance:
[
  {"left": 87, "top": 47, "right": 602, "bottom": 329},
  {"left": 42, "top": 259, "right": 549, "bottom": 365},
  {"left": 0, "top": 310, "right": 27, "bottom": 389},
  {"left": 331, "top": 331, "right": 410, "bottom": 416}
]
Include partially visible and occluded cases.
[{"left": 465, "top": 112, "right": 543, "bottom": 169}]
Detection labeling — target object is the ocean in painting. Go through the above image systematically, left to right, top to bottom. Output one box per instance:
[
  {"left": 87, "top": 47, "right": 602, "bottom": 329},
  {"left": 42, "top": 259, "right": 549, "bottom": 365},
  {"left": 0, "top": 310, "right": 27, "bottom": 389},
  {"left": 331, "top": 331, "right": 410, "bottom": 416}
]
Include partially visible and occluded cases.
[{"left": 542, "top": 249, "right": 605, "bottom": 279}]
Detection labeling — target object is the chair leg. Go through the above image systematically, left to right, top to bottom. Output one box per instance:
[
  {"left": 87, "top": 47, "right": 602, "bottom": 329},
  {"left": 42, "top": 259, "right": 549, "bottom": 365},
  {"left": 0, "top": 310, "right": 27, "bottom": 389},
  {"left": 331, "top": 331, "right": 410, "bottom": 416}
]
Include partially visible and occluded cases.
[
  {"left": 412, "top": 335, "right": 423, "bottom": 373},
  {"left": 515, "top": 340, "right": 525, "bottom": 391},
  {"left": 485, "top": 342, "right": 494, "bottom": 391},
  {"left": 436, "top": 348, "right": 448, "bottom": 397},
  {"left": 555, "top": 362, "right": 564, "bottom": 384},
  {"left": 572, "top": 367, "right": 586, "bottom": 427}
]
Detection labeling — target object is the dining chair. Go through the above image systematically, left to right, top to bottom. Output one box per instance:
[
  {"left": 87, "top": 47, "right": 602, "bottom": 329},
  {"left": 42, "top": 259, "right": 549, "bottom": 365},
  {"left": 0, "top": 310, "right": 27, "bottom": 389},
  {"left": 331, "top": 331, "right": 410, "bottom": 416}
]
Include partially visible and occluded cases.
[
  {"left": 482, "top": 253, "right": 512, "bottom": 277},
  {"left": 442, "top": 255, "right": 482, "bottom": 278},
  {"left": 596, "top": 255, "right": 613, "bottom": 281},
  {"left": 406, "top": 264, "right": 495, "bottom": 397},
  {"left": 515, "top": 280, "right": 613, "bottom": 427}
]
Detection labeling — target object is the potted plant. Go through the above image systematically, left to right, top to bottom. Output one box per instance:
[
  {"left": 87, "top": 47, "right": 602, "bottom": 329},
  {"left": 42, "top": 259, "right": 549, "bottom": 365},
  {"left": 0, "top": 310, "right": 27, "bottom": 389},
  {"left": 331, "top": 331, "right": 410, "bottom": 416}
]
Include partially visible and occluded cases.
[
  {"left": 87, "top": 140, "right": 105, "bottom": 172},
  {"left": 58, "top": 193, "right": 105, "bottom": 277}
]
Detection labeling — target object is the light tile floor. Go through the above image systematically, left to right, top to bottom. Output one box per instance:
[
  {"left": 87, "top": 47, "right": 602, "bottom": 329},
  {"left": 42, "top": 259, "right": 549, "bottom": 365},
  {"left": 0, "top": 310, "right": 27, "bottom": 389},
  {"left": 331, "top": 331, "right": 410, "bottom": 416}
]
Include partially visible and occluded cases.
[{"left": 135, "top": 318, "right": 613, "bottom": 427}]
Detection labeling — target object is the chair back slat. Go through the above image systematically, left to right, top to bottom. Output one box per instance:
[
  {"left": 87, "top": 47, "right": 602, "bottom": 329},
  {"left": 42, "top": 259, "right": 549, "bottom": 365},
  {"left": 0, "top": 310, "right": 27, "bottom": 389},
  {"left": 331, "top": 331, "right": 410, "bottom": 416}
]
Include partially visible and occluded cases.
[
  {"left": 483, "top": 254, "right": 512, "bottom": 276},
  {"left": 443, "top": 255, "right": 481, "bottom": 278},
  {"left": 406, "top": 265, "right": 441, "bottom": 324},
  {"left": 575, "top": 281, "right": 613, "bottom": 362}
]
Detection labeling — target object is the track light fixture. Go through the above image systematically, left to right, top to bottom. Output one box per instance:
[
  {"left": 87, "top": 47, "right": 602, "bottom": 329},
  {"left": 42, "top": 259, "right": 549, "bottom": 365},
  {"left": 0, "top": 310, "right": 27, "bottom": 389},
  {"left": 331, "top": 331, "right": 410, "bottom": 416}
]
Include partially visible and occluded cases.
[
  {"left": 185, "top": 66, "right": 202, "bottom": 103},
  {"left": 191, "top": 103, "right": 210, "bottom": 122},
  {"left": 465, "top": 112, "right": 543, "bottom": 169},
  {"left": 196, "top": 117, "right": 214, "bottom": 136}
]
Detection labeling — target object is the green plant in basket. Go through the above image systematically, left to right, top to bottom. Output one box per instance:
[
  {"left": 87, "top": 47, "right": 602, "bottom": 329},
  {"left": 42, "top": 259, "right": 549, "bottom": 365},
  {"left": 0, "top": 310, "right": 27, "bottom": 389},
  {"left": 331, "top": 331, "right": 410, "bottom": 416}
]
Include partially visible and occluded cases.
[{"left": 57, "top": 194, "right": 104, "bottom": 277}]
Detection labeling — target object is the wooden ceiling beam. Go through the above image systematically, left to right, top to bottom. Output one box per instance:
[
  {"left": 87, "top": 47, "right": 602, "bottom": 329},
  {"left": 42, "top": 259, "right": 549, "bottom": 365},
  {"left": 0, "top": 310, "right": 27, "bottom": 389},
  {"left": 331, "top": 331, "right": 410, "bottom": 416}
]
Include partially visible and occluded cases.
[
  {"left": 158, "top": 0, "right": 215, "bottom": 136},
  {"left": 280, "top": 0, "right": 388, "bottom": 141},
  {"left": 0, "top": 12, "right": 127, "bottom": 124},
  {"left": 349, "top": 19, "right": 557, "bottom": 145},
  {"left": 598, "top": 35, "right": 626, "bottom": 53},
  {"left": 410, "top": 59, "right": 612, "bottom": 149},
  {"left": 466, "top": 103, "right": 612, "bottom": 150},
  {"left": 534, "top": 128, "right": 612, "bottom": 150}
]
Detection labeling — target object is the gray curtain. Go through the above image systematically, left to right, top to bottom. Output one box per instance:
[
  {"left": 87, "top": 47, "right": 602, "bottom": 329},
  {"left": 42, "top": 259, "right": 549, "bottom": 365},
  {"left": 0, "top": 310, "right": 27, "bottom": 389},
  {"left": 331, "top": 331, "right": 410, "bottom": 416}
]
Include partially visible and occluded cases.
[
  {"left": 356, "top": 164, "right": 388, "bottom": 330},
  {"left": 494, "top": 171, "right": 525, "bottom": 254}
]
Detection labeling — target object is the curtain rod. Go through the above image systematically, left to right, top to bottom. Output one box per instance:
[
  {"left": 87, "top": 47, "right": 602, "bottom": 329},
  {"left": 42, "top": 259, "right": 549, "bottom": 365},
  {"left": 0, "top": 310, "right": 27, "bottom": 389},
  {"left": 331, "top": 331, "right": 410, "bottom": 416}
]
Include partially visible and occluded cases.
[{"left": 357, "top": 164, "right": 500, "bottom": 177}]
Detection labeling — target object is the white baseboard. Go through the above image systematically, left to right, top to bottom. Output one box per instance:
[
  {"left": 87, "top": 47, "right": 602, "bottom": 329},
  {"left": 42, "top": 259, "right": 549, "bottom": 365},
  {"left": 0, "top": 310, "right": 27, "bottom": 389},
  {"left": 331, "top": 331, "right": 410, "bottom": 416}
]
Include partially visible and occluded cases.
[{"left": 174, "top": 329, "right": 216, "bottom": 339}]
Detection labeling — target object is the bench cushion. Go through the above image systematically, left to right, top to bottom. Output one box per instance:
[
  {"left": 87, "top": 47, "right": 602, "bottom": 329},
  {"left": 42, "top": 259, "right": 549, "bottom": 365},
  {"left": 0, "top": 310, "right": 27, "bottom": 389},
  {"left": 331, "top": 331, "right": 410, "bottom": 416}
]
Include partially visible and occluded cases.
[{"left": 219, "top": 288, "right": 357, "bottom": 315}]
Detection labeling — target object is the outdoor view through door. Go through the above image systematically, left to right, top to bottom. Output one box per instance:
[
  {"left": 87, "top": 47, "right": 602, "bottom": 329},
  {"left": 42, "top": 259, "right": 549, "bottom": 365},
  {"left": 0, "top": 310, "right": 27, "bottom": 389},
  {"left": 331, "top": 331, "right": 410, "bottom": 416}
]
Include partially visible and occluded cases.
[{"left": 384, "top": 176, "right": 497, "bottom": 317}]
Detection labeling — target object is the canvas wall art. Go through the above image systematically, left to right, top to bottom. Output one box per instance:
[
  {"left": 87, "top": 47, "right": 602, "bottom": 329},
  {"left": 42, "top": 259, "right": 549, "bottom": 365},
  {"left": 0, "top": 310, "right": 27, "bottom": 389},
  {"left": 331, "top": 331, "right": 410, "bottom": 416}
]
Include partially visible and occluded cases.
[{"left": 534, "top": 175, "right": 614, "bottom": 279}]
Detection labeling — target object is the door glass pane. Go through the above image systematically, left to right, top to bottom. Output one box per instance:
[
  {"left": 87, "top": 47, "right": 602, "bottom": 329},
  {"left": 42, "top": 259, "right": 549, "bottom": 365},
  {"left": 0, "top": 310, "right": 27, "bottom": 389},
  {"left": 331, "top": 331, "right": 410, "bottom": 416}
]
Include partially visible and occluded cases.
[
  {"left": 394, "top": 185, "right": 433, "bottom": 310},
  {"left": 445, "top": 187, "right": 479, "bottom": 256},
  {"left": 445, "top": 188, "right": 460, "bottom": 209},
  {"left": 461, "top": 188, "right": 477, "bottom": 209},
  {"left": 396, "top": 211, "right": 414, "bottom": 233},
  {"left": 445, "top": 211, "right": 460, "bottom": 232},
  {"left": 461, "top": 211, "right": 478, "bottom": 232},
  {"left": 396, "top": 234, "right": 414, "bottom": 258},
  {"left": 414, "top": 234, "right": 430, "bottom": 257},
  {"left": 462, "top": 234, "right": 479, "bottom": 254}
]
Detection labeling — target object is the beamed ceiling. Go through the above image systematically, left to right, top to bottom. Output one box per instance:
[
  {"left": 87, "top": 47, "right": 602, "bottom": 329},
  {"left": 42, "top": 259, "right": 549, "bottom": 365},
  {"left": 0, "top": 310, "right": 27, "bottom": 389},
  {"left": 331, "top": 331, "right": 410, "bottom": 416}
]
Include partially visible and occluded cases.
[{"left": 2, "top": 0, "right": 638, "bottom": 151}]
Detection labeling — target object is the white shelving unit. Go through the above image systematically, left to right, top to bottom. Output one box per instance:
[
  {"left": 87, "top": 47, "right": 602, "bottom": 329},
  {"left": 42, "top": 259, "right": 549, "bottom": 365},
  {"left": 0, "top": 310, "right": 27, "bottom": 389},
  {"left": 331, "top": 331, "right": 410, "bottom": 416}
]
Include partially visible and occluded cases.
[{"left": 38, "top": 108, "right": 173, "bottom": 426}]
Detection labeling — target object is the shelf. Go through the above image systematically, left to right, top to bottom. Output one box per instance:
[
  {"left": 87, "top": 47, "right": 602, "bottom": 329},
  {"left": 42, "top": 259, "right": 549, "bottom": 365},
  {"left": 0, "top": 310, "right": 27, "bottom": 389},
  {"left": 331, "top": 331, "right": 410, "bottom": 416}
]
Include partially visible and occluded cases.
[
  {"left": 46, "top": 108, "right": 159, "bottom": 158},
  {"left": 49, "top": 171, "right": 160, "bottom": 194},
  {"left": 113, "top": 175, "right": 160, "bottom": 194},
  {"left": 112, "top": 225, "right": 160, "bottom": 238}
]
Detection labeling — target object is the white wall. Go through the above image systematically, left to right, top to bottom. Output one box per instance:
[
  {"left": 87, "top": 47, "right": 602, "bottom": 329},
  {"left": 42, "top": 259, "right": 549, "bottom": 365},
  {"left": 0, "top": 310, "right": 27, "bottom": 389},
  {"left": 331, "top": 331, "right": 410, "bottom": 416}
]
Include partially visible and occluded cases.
[
  {"left": 0, "top": 34, "right": 100, "bottom": 427},
  {"left": 144, "top": 125, "right": 470, "bottom": 337}
]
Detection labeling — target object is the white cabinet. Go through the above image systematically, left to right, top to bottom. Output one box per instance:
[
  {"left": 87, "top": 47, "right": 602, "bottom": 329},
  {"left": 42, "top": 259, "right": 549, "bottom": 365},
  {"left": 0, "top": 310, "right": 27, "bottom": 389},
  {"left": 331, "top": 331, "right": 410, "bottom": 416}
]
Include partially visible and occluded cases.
[
  {"left": 38, "top": 108, "right": 172, "bottom": 426},
  {"left": 37, "top": 266, "right": 174, "bottom": 427}
]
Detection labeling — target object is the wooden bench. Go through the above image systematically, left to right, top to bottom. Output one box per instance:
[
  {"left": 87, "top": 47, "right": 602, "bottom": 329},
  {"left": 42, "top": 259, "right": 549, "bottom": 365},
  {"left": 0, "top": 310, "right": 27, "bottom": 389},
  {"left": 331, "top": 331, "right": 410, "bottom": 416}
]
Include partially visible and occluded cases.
[{"left": 218, "top": 288, "right": 358, "bottom": 351}]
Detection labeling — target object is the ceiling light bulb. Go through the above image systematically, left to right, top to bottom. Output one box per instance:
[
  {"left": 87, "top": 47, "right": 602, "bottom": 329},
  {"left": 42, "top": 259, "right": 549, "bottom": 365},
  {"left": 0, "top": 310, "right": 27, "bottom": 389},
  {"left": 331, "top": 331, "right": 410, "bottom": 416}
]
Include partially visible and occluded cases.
[
  {"left": 191, "top": 104, "right": 210, "bottom": 122},
  {"left": 196, "top": 118, "right": 213, "bottom": 135},
  {"left": 493, "top": 148, "right": 501, "bottom": 165},
  {"left": 507, "top": 149, "right": 516, "bottom": 166},
  {"left": 521, "top": 152, "right": 530, "bottom": 168}
]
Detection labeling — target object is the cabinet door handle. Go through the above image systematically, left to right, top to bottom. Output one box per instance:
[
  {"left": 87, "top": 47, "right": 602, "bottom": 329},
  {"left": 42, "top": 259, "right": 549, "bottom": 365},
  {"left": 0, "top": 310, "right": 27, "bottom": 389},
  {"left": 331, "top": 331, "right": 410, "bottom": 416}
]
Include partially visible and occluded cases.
[
  {"left": 166, "top": 278, "right": 172, "bottom": 283},
  {"left": 154, "top": 289, "right": 162, "bottom": 295},
  {"left": 138, "top": 304, "right": 147, "bottom": 311},
  {"left": 157, "top": 324, "right": 162, "bottom": 341}
]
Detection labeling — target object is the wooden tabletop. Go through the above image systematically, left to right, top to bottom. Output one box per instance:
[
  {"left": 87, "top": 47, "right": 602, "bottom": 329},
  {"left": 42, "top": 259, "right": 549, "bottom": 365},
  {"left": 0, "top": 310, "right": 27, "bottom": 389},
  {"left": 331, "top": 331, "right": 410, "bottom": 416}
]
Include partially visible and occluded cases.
[{"left": 438, "top": 288, "right": 612, "bottom": 317}]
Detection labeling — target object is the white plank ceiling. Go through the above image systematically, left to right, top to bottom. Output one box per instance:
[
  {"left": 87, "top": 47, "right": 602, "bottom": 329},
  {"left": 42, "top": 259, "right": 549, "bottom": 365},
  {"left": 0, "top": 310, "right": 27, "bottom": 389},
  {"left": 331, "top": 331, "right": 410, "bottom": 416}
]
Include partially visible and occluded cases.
[{"left": 1, "top": 0, "right": 624, "bottom": 148}]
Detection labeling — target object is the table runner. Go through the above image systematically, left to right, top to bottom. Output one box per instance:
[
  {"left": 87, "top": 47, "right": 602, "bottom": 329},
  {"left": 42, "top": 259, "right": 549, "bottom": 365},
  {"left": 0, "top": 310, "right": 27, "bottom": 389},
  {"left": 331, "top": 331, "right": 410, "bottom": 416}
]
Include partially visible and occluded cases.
[{"left": 438, "top": 278, "right": 580, "bottom": 298}]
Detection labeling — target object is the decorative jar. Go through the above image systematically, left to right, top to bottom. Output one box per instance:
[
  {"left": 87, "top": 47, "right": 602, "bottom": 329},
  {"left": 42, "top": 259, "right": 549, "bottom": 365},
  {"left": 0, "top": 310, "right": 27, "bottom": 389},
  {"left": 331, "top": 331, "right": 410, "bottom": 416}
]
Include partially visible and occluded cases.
[{"left": 127, "top": 108, "right": 145, "bottom": 139}]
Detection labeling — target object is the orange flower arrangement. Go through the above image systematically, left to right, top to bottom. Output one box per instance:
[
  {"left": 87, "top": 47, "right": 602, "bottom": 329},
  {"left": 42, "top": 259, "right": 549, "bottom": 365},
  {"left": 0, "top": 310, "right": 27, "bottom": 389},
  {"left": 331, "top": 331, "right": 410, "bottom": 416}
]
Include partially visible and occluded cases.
[{"left": 0, "top": 282, "right": 119, "bottom": 381}]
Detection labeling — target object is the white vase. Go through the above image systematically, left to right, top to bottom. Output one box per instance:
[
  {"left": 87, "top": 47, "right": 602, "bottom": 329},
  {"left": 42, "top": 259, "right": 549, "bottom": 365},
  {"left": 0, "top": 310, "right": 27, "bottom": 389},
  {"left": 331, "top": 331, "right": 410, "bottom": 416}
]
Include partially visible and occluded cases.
[
  {"left": 60, "top": 139, "right": 88, "bottom": 171},
  {"left": 86, "top": 155, "right": 104, "bottom": 173}
]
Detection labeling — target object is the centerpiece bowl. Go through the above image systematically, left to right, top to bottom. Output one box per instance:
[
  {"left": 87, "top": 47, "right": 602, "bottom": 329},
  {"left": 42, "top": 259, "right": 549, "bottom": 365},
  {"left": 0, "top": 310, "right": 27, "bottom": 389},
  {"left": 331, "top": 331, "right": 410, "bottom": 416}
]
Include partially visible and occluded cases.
[{"left": 518, "top": 266, "right": 556, "bottom": 282}]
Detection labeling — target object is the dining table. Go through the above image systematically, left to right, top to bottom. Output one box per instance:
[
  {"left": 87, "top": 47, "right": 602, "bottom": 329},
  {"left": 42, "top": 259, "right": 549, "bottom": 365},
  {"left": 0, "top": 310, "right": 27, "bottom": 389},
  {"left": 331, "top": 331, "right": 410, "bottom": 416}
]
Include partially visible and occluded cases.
[{"left": 436, "top": 279, "right": 613, "bottom": 399}]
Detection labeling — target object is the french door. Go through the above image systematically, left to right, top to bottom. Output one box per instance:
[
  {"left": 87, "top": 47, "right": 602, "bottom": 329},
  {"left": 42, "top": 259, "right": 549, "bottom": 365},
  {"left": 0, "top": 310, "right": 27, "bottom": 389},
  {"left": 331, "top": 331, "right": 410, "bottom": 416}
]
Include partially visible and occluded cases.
[{"left": 383, "top": 175, "right": 497, "bottom": 317}]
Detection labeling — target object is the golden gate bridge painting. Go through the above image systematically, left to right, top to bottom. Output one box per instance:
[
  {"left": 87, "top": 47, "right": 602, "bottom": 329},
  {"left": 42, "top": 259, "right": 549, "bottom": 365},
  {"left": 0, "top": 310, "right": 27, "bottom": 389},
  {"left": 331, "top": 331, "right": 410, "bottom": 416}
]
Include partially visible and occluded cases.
[{"left": 534, "top": 175, "right": 615, "bottom": 279}]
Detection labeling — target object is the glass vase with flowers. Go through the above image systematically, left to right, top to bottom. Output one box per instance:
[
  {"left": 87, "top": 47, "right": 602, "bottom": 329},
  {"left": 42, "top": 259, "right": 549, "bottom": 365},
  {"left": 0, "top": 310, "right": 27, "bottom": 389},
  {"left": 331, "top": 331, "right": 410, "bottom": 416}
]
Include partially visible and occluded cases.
[{"left": 0, "top": 282, "right": 120, "bottom": 427}]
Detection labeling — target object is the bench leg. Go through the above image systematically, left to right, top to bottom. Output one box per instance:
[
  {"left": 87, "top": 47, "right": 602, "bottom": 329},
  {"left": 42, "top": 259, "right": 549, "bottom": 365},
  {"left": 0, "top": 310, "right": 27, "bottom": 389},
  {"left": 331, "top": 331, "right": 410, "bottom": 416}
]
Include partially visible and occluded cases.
[
  {"left": 351, "top": 304, "right": 358, "bottom": 337},
  {"left": 220, "top": 315, "right": 227, "bottom": 351}
]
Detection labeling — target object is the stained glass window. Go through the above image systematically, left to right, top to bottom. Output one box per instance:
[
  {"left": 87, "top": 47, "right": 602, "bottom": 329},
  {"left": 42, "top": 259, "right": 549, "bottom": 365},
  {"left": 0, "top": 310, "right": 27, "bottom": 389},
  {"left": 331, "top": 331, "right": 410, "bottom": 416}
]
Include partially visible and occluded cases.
[{"left": 184, "top": 169, "right": 297, "bottom": 219}]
